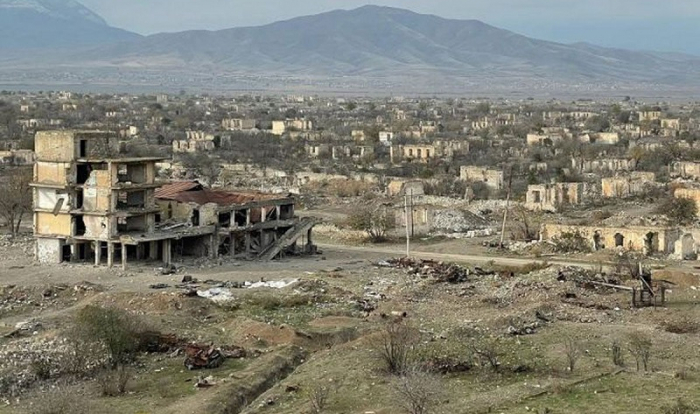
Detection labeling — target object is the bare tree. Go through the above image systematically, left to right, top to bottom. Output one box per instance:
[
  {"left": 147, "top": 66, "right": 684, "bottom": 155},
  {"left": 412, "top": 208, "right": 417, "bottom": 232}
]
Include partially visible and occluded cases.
[
  {"left": 0, "top": 167, "right": 32, "bottom": 237},
  {"left": 347, "top": 205, "right": 395, "bottom": 242},
  {"left": 371, "top": 321, "right": 418, "bottom": 375},
  {"left": 628, "top": 332, "right": 652, "bottom": 372},
  {"left": 563, "top": 337, "right": 580, "bottom": 372},
  {"left": 471, "top": 338, "right": 501, "bottom": 371},
  {"left": 611, "top": 340, "right": 624, "bottom": 367},
  {"left": 392, "top": 368, "right": 442, "bottom": 414}
]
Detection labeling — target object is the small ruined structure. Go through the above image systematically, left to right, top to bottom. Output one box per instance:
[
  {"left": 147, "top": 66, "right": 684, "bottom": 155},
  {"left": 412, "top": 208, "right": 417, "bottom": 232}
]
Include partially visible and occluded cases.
[
  {"left": 32, "top": 130, "right": 318, "bottom": 269},
  {"left": 571, "top": 157, "right": 636, "bottom": 174},
  {"left": 670, "top": 161, "right": 700, "bottom": 180},
  {"left": 459, "top": 166, "right": 504, "bottom": 191},
  {"left": 601, "top": 172, "right": 656, "bottom": 198},
  {"left": 525, "top": 183, "right": 584, "bottom": 212}
]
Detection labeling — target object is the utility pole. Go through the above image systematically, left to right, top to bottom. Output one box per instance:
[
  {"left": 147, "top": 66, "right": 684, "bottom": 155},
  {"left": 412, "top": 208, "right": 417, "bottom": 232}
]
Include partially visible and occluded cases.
[
  {"left": 499, "top": 166, "right": 514, "bottom": 248},
  {"left": 405, "top": 191, "right": 411, "bottom": 257}
]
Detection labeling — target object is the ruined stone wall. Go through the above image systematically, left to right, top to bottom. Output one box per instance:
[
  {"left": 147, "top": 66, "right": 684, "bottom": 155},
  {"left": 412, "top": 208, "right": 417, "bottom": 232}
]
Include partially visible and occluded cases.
[{"left": 542, "top": 224, "right": 678, "bottom": 254}]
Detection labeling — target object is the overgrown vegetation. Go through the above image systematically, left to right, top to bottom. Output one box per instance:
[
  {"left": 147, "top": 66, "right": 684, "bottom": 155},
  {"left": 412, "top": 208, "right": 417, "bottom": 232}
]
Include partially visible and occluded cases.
[
  {"left": 657, "top": 196, "right": 697, "bottom": 226},
  {"left": 347, "top": 205, "right": 395, "bottom": 242},
  {"left": 552, "top": 230, "right": 591, "bottom": 253}
]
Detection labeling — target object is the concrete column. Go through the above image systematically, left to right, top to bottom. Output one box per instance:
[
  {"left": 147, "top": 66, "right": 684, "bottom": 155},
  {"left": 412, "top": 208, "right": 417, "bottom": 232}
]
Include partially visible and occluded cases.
[
  {"left": 275, "top": 205, "right": 281, "bottom": 220},
  {"left": 261, "top": 207, "right": 267, "bottom": 223},
  {"left": 246, "top": 209, "right": 251, "bottom": 226},
  {"left": 307, "top": 228, "right": 313, "bottom": 247},
  {"left": 229, "top": 233, "right": 235, "bottom": 257},
  {"left": 245, "top": 233, "right": 251, "bottom": 256},
  {"left": 209, "top": 235, "right": 217, "bottom": 259},
  {"left": 162, "top": 239, "right": 171, "bottom": 266},
  {"left": 149, "top": 241, "right": 158, "bottom": 260},
  {"left": 94, "top": 242, "right": 102, "bottom": 266},
  {"left": 107, "top": 242, "right": 114, "bottom": 268},
  {"left": 121, "top": 243, "right": 127, "bottom": 271},
  {"left": 70, "top": 244, "right": 78, "bottom": 262}
]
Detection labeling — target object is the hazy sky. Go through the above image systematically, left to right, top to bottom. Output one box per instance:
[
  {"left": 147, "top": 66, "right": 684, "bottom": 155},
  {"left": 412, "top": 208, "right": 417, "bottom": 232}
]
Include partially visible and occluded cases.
[{"left": 79, "top": 0, "right": 700, "bottom": 55}]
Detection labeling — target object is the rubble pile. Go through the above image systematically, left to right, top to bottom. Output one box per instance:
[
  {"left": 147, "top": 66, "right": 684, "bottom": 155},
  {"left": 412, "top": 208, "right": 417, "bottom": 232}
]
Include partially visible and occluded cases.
[
  {"left": 432, "top": 210, "right": 490, "bottom": 234},
  {"left": 380, "top": 258, "right": 473, "bottom": 283}
]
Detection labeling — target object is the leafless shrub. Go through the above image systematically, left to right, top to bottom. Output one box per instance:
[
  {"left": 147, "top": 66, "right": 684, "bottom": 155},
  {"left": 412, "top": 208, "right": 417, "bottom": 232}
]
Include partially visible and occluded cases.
[
  {"left": 371, "top": 321, "right": 419, "bottom": 375},
  {"left": 628, "top": 332, "right": 652, "bottom": 372},
  {"left": 563, "top": 337, "right": 580, "bottom": 372},
  {"left": 471, "top": 338, "right": 501, "bottom": 371},
  {"left": 611, "top": 340, "right": 624, "bottom": 367},
  {"left": 97, "top": 364, "right": 132, "bottom": 397},
  {"left": 392, "top": 368, "right": 442, "bottom": 414},
  {"left": 308, "top": 384, "right": 331, "bottom": 413},
  {"left": 27, "top": 386, "right": 89, "bottom": 414}
]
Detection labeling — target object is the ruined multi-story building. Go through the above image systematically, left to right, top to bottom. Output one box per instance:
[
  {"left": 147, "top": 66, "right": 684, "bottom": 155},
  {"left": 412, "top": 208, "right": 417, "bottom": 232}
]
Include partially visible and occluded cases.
[
  {"left": 32, "top": 130, "right": 172, "bottom": 267},
  {"left": 32, "top": 131, "right": 318, "bottom": 268}
]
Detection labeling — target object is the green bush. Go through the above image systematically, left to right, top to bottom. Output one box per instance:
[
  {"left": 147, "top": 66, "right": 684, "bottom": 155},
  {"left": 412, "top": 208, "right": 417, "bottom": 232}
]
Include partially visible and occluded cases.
[{"left": 73, "top": 305, "right": 145, "bottom": 367}]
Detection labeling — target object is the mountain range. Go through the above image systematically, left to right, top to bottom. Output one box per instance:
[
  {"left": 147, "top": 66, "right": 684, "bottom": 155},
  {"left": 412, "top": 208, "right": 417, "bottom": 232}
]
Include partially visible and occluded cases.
[
  {"left": 0, "top": 0, "right": 139, "bottom": 49},
  {"left": 2, "top": 1, "right": 700, "bottom": 91}
]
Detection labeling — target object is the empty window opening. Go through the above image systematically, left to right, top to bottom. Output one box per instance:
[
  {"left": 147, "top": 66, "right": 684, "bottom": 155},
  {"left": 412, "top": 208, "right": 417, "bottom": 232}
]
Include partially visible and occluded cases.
[
  {"left": 79, "top": 140, "right": 87, "bottom": 158},
  {"left": 192, "top": 209, "right": 200, "bottom": 226},
  {"left": 234, "top": 210, "right": 247, "bottom": 226},
  {"left": 219, "top": 212, "right": 231, "bottom": 227},
  {"left": 75, "top": 216, "right": 86, "bottom": 236},
  {"left": 614, "top": 233, "right": 625, "bottom": 247},
  {"left": 62, "top": 244, "right": 72, "bottom": 262}
]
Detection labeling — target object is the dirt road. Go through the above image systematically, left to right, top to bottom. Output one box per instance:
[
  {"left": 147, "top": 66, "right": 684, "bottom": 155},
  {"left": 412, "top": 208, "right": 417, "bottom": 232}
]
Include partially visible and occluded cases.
[{"left": 317, "top": 242, "right": 613, "bottom": 271}]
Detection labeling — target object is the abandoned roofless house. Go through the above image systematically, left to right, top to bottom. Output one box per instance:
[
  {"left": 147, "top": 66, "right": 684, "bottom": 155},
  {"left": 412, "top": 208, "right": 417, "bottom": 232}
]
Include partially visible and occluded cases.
[{"left": 32, "top": 130, "right": 318, "bottom": 269}]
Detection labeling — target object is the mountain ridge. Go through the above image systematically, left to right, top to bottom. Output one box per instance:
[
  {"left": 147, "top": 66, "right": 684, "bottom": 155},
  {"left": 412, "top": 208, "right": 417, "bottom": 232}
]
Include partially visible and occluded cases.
[
  {"left": 0, "top": 0, "right": 140, "bottom": 49},
  {"left": 2, "top": 4, "right": 700, "bottom": 90}
]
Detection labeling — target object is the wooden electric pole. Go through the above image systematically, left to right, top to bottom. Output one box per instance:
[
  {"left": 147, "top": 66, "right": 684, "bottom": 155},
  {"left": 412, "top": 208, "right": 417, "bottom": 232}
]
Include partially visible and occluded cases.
[{"left": 499, "top": 166, "right": 514, "bottom": 248}]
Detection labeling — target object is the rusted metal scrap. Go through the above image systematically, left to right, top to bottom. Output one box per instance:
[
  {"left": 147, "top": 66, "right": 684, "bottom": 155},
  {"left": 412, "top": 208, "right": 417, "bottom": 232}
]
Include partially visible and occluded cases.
[
  {"left": 384, "top": 258, "right": 470, "bottom": 283},
  {"left": 183, "top": 343, "right": 248, "bottom": 370},
  {"left": 184, "top": 344, "right": 225, "bottom": 370}
]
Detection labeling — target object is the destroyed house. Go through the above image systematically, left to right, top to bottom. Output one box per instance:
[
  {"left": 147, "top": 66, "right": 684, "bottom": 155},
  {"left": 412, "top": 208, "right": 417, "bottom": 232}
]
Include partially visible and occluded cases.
[{"left": 155, "top": 182, "right": 318, "bottom": 261}]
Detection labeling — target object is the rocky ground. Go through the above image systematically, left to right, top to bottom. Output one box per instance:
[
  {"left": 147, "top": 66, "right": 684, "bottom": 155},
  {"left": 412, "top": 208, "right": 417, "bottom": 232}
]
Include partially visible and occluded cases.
[{"left": 1, "top": 233, "right": 699, "bottom": 414}]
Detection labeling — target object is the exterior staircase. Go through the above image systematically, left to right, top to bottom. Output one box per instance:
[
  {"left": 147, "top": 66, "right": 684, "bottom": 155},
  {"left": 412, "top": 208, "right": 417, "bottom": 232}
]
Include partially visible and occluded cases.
[{"left": 258, "top": 217, "right": 320, "bottom": 260}]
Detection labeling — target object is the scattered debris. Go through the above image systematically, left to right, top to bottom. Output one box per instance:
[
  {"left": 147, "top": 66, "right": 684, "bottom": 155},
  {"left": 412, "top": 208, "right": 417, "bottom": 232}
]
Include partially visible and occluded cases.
[
  {"left": 381, "top": 258, "right": 472, "bottom": 283},
  {"left": 149, "top": 283, "right": 170, "bottom": 290},
  {"left": 195, "top": 375, "right": 217, "bottom": 388}
]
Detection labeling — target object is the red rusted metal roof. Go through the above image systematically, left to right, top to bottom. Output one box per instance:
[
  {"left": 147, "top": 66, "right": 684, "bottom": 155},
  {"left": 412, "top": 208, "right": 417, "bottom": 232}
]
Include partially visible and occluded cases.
[
  {"left": 155, "top": 181, "right": 203, "bottom": 199},
  {"left": 156, "top": 181, "right": 284, "bottom": 206}
]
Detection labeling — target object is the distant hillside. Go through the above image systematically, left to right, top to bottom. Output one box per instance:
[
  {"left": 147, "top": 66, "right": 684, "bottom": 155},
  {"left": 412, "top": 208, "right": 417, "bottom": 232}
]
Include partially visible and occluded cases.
[
  {"left": 0, "top": 0, "right": 140, "bottom": 49},
  {"left": 2, "top": 4, "right": 700, "bottom": 92},
  {"left": 69, "top": 5, "right": 700, "bottom": 84}
]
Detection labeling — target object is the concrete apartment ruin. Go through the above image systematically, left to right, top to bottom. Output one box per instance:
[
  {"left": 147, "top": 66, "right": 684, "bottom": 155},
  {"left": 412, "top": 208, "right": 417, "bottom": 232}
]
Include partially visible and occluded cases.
[{"left": 32, "top": 130, "right": 318, "bottom": 269}]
